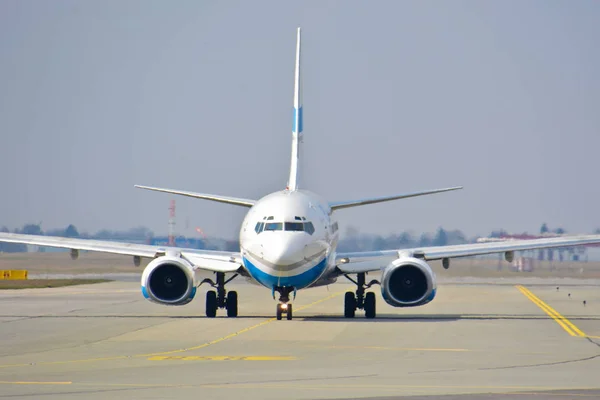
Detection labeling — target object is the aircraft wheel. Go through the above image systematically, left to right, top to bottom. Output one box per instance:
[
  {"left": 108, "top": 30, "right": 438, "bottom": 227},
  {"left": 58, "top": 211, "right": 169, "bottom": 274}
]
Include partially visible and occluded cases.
[
  {"left": 206, "top": 290, "right": 217, "bottom": 318},
  {"left": 226, "top": 291, "right": 238, "bottom": 318},
  {"left": 344, "top": 291, "right": 356, "bottom": 318},
  {"left": 364, "top": 292, "right": 376, "bottom": 319},
  {"left": 276, "top": 304, "right": 283, "bottom": 320},
  {"left": 286, "top": 304, "right": 293, "bottom": 320}
]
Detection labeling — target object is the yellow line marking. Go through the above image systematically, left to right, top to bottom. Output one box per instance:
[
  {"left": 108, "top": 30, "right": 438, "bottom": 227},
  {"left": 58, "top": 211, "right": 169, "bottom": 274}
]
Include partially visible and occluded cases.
[
  {"left": 516, "top": 285, "right": 586, "bottom": 337},
  {"left": 140, "top": 290, "right": 344, "bottom": 358},
  {"left": 0, "top": 291, "right": 343, "bottom": 368},
  {"left": 587, "top": 335, "right": 600, "bottom": 339},
  {"left": 306, "top": 344, "right": 469, "bottom": 352},
  {"left": 148, "top": 355, "right": 295, "bottom": 361},
  {"left": 0, "top": 381, "right": 72, "bottom": 385}
]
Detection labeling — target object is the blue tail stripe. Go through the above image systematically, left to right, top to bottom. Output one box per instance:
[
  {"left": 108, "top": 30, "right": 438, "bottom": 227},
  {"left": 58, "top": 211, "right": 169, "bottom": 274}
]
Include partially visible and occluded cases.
[{"left": 293, "top": 106, "right": 303, "bottom": 133}]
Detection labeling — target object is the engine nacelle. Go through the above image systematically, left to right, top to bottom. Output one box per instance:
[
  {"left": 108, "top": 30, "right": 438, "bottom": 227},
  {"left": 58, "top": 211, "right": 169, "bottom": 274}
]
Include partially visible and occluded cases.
[
  {"left": 140, "top": 256, "right": 197, "bottom": 305},
  {"left": 380, "top": 257, "right": 437, "bottom": 307}
]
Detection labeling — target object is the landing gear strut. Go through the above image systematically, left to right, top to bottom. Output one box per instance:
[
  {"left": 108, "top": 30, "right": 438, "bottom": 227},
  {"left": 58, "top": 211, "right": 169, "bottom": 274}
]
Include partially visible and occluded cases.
[
  {"left": 201, "top": 272, "right": 238, "bottom": 318},
  {"left": 344, "top": 272, "right": 379, "bottom": 319},
  {"left": 274, "top": 286, "right": 294, "bottom": 320}
]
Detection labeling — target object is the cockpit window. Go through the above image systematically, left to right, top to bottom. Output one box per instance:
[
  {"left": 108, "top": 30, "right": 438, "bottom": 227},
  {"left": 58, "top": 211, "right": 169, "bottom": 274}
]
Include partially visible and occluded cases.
[
  {"left": 254, "top": 218, "right": 315, "bottom": 235},
  {"left": 264, "top": 222, "right": 283, "bottom": 231},
  {"left": 284, "top": 222, "right": 304, "bottom": 231},
  {"left": 304, "top": 222, "right": 315, "bottom": 235}
]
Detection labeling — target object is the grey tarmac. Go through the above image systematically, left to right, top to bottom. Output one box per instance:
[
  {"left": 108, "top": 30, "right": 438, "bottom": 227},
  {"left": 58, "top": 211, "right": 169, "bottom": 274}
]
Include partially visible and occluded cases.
[{"left": 1, "top": 276, "right": 599, "bottom": 399}]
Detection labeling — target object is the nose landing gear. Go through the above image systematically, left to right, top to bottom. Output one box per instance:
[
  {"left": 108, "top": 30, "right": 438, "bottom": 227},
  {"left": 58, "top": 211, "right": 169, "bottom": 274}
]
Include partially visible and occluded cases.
[{"left": 273, "top": 286, "right": 295, "bottom": 320}]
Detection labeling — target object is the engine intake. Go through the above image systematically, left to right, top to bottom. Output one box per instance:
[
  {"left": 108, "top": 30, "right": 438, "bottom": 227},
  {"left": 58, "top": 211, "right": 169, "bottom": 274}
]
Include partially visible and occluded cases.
[
  {"left": 141, "top": 256, "right": 196, "bottom": 305},
  {"left": 381, "top": 257, "right": 436, "bottom": 307}
]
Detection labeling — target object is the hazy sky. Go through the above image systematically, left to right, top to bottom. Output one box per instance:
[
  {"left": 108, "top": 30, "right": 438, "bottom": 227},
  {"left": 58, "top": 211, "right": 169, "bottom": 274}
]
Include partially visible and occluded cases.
[{"left": 1, "top": 1, "right": 599, "bottom": 240}]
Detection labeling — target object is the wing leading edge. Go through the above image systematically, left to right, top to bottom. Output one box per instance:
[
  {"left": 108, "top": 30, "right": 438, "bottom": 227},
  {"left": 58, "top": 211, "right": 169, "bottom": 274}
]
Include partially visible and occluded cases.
[
  {"left": 134, "top": 185, "right": 256, "bottom": 208},
  {"left": 329, "top": 186, "right": 463, "bottom": 211},
  {"left": 0, "top": 232, "right": 241, "bottom": 273},
  {"left": 336, "top": 234, "right": 600, "bottom": 274}
]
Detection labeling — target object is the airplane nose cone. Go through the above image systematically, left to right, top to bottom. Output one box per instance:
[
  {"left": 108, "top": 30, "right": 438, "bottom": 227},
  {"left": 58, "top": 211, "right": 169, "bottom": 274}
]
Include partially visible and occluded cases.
[{"left": 264, "top": 235, "right": 306, "bottom": 265}]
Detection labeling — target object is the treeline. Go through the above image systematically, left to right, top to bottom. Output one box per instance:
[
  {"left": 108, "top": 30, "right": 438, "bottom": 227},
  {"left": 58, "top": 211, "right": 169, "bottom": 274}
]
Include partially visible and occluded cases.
[{"left": 336, "top": 226, "right": 468, "bottom": 252}]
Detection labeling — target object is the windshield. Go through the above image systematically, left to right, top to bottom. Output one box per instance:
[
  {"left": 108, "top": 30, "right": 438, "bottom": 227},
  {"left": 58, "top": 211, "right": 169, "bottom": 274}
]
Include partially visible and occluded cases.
[{"left": 255, "top": 219, "right": 315, "bottom": 235}]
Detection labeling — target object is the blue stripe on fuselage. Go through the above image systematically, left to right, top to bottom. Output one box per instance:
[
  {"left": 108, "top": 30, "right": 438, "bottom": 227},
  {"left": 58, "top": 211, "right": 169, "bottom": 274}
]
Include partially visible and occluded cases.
[{"left": 243, "top": 256, "right": 325, "bottom": 289}]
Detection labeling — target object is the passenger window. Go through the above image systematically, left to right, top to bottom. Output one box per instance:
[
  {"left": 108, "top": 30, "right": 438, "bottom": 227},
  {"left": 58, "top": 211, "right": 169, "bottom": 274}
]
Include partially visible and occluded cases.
[
  {"left": 264, "top": 222, "right": 283, "bottom": 231},
  {"left": 285, "top": 222, "right": 304, "bottom": 231},
  {"left": 304, "top": 222, "right": 315, "bottom": 235}
]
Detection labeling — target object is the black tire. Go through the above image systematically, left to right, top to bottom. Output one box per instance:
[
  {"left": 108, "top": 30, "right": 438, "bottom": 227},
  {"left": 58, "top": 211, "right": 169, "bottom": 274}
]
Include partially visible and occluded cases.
[
  {"left": 206, "top": 290, "right": 217, "bottom": 318},
  {"left": 226, "top": 291, "right": 238, "bottom": 318},
  {"left": 344, "top": 291, "right": 356, "bottom": 318},
  {"left": 364, "top": 292, "right": 376, "bottom": 319},
  {"left": 276, "top": 304, "right": 282, "bottom": 320},
  {"left": 286, "top": 304, "right": 293, "bottom": 320}
]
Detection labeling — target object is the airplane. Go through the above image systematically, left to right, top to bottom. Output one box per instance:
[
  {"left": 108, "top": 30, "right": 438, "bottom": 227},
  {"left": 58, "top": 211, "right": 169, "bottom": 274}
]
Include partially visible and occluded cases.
[{"left": 2, "top": 27, "right": 600, "bottom": 321}]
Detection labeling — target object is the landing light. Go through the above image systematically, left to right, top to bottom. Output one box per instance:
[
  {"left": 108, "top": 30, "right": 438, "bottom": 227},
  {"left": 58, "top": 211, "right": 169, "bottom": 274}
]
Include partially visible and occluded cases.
[{"left": 281, "top": 303, "right": 288, "bottom": 309}]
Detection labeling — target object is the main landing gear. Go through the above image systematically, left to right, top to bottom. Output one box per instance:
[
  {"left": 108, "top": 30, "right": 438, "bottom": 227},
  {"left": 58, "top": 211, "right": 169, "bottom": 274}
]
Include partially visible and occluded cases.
[
  {"left": 201, "top": 272, "right": 239, "bottom": 318},
  {"left": 344, "top": 272, "right": 379, "bottom": 319},
  {"left": 274, "top": 286, "right": 294, "bottom": 321}
]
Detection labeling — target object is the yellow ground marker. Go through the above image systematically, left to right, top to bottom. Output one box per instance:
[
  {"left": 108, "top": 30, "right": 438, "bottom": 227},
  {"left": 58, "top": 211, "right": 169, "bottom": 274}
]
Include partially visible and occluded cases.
[
  {"left": 0, "top": 270, "right": 27, "bottom": 280},
  {"left": 516, "top": 285, "right": 586, "bottom": 337},
  {"left": 148, "top": 356, "right": 295, "bottom": 361}
]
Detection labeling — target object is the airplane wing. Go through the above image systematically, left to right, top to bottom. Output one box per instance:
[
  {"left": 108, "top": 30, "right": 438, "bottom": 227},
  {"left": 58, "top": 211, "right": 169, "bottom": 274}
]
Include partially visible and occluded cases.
[
  {"left": 134, "top": 185, "right": 256, "bottom": 208},
  {"left": 329, "top": 186, "right": 463, "bottom": 211},
  {"left": 0, "top": 233, "right": 242, "bottom": 273},
  {"left": 335, "top": 234, "right": 600, "bottom": 274}
]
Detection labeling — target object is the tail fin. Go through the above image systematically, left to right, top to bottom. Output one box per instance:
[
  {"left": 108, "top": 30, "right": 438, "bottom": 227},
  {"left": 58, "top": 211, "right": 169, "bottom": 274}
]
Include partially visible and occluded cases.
[{"left": 287, "top": 27, "right": 302, "bottom": 191}]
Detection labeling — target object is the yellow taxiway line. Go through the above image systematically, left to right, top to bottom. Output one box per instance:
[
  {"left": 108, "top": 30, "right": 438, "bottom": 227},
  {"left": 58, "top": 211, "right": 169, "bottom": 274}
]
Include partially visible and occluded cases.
[
  {"left": 516, "top": 285, "right": 586, "bottom": 337},
  {"left": 0, "top": 291, "right": 344, "bottom": 369}
]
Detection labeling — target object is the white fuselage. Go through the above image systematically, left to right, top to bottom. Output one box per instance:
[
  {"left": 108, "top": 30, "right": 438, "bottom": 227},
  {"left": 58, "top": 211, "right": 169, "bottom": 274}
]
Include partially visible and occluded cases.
[{"left": 239, "top": 189, "right": 339, "bottom": 290}]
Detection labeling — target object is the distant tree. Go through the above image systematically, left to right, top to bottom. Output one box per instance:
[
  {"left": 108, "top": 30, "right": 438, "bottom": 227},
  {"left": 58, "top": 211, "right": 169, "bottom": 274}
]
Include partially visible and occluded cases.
[
  {"left": 540, "top": 223, "right": 549, "bottom": 234},
  {"left": 19, "top": 224, "right": 42, "bottom": 235},
  {"left": 65, "top": 224, "right": 79, "bottom": 238},
  {"left": 433, "top": 227, "right": 448, "bottom": 246},
  {"left": 554, "top": 227, "right": 566, "bottom": 235},
  {"left": 419, "top": 233, "right": 433, "bottom": 247},
  {"left": 372, "top": 236, "right": 387, "bottom": 250}
]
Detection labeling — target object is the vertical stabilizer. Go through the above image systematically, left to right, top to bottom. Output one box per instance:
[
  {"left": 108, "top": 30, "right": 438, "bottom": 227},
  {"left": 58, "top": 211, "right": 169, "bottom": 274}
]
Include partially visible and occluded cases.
[{"left": 288, "top": 27, "right": 302, "bottom": 191}]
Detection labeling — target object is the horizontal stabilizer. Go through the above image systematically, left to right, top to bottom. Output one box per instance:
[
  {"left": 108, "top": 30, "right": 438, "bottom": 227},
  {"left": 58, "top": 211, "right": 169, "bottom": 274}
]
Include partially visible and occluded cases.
[
  {"left": 134, "top": 185, "right": 256, "bottom": 207},
  {"left": 329, "top": 186, "right": 463, "bottom": 211}
]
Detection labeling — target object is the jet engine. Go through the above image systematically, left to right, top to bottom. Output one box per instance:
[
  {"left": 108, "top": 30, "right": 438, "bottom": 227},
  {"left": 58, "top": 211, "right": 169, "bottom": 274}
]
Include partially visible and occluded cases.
[
  {"left": 140, "top": 256, "right": 197, "bottom": 305},
  {"left": 380, "top": 257, "right": 437, "bottom": 307}
]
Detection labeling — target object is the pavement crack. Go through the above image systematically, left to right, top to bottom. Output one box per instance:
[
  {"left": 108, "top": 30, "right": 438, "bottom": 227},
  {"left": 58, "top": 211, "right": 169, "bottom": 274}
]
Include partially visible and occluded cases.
[
  {"left": 408, "top": 353, "right": 600, "bottom": 375},
  {"left": 477, "top": 353, "right": 600, "bottom": 371}
]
